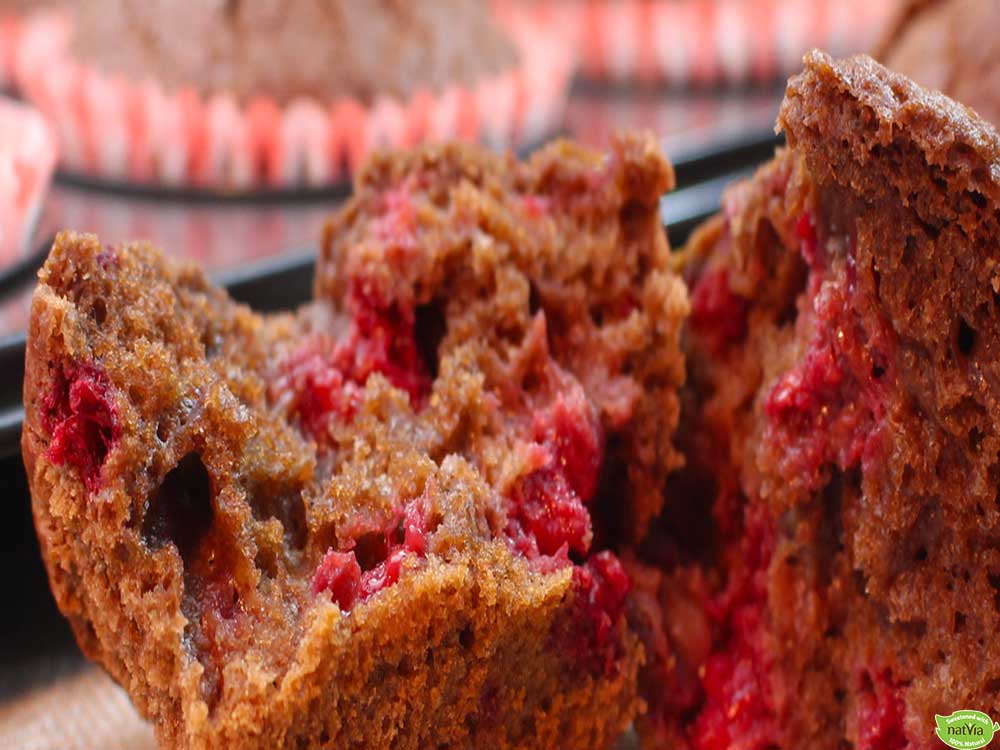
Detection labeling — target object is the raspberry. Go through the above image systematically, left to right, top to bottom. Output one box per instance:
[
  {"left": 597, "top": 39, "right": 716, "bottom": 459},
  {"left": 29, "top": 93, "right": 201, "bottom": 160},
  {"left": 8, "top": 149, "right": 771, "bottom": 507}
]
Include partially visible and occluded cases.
[
  {"left": 796, "top": 211, "right": 821, "bottom": 268},
  {"left": 690, "top": 268, "right": 749, "bottom": 353},
  {"left": 271, "top": 284, "right": 433, "bottom": 443},
  {"left": 44, "top": 368, "right": 119, "bottom": 493},
  {"left": 504, "top": 389, "right": 604, "bottom": 561},
  {"left": 532, "top": 392, "right": 603, "bottom": 504},
  {"left": 505, "top": 467, "right": 592, "bottom": 559},
  {"left": 312, "top": 499, "right": 429, "bottom": 611},
  {"left": 689, "top": 506, "right": 777, "bottom": 750},
  {"left": 311, "top": 550, "right": 362, "bottom": 611},
  {"left": 570, "top": 552, "right": 631, "bottom": 676},
  {"left": 855, "top": 670, "right": 908, "bottom": 750}
]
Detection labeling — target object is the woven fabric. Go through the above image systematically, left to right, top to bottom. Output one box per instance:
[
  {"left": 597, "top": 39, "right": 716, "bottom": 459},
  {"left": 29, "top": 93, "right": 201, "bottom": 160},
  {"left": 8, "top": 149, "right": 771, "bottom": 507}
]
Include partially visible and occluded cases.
[{"left": 0, "top": 664, "right": 154, "bottom": 750}]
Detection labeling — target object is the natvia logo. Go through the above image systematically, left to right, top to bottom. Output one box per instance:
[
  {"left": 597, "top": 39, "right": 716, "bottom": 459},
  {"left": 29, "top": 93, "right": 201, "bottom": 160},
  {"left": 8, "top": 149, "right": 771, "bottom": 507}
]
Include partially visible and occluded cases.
[{"left": 936, "top": 710, "right": 1000, "bottom": 749}]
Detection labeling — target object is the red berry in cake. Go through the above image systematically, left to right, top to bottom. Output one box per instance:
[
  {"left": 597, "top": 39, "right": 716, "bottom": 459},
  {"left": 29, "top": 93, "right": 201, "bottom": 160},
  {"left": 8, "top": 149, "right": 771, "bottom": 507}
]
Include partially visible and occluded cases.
[
  {"left": 373, "top": 187, "right": 418, "bottom": 250},
  {"left": 795, "top": 211, "right": 821, "bottom": 268},
  {"left": 690, "top": 268, "right": 749, "bottom": 353},
  {"left": 337, "top": 280, "right": 432, "bottom": 406},
  {"left": 271, "top": 283, "right": 433, "bottom": 443},
  {"left": 272, "top": 342, "right": 362, "bottom": 440},
  {"left": 43, "top": 368, "right": 119, "bottom": 493},
  {"left": 505, "top": 390, "right": 604, "bottom": 561},
  {"left": 532, "top": 391, "right": 604, "bottom": 505},
  {"left": 506, "top": 466, "right": 592, "bottom": 559},
  {"left": 313, "top": 498, "right": 430, "bottom": 611},
  {"left": 689, "top": 504, "right": 776, "bottom": 750},
  {"left": 312, "top": 550, "right": 362, "bottom": 611},
  {"left": 571, "top": 551, "right": 631, "bottom": 677},
  {"left": 855, "top": 670, "right": 908, "bottom": 750}
]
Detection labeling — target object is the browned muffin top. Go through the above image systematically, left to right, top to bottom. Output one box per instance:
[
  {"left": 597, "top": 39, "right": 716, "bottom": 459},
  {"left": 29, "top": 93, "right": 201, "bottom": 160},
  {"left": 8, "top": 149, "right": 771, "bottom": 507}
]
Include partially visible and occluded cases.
[
  {"left": 66, "top": 0, "right": 519, "bottom": 104},
  {"left": 652, "top": 50, "right": 1000, "bottom": 750},
  {"left": 22, "top": 133, "right": 685, "bottom": 750}
]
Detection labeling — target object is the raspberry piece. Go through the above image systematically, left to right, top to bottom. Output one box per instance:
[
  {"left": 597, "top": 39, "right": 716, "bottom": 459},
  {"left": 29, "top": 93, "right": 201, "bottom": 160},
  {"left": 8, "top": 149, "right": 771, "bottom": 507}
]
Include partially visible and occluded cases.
[
  {"left": 373, "top": 187, "right": 418, "bottom": 249},
  {"left": 520, "top": 194, "right": 551, "bottom": 218},
  {"left": 796, "top": 211, "right": 821, "bottom": 268},
  {"left": 761, "top": 236, "right": 893, "bottom": 488},
  {"left": 690, "top": 268, "right": 749, "bottom": 353},
  {"left": 338, "top": 282, "right": 432, "bottom": 406},
  {"left": 271, "top": 285, "right": 433, "bottom": 442},
  {"left": 764, "top": 340, "right": 844, "bottom": 421},
  {"left": 273, "top": 345, "right": 361, "bottom": 440},
  {"left": 43, "top": 368, "right": 119, "bottom": 493},
  {"left": 505, "top": 388, "right": 603, "bottom": 561},
  {"left": 533, "top": 392, "right": 603, "bottom": 504},
  {"left": 506, "top": 467, "right": 591, "bottom": 559},
  {"left": 312, "top": 498, "right": 429, "bottom": 611},
  {"left": 358, "top": 500, "right": 429, "bottom": 599},
  {"left": 689, "top": 505, "right": 777, "bottom": 750},
  {"left": 360, "top": 548, "right": 407, "bottom": 599},
  {"left": 312, "top": 550, "right": 362, "bottom": 611},
  {"left": 570, "top": 551, "right": 631, "bottom": 676},
  {"left": 689, "top": 645, "right": 775, "bottom": 750},
  {"left": 855, "top": 670, "right": 907, "bottom": 750}
]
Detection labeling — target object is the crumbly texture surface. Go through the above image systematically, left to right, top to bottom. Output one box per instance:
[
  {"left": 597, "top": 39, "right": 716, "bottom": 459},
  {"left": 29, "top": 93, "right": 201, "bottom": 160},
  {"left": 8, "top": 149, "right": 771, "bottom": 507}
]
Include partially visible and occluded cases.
[
  {"left": 65, "top": 0, "right": 518, "bottom": 104},
  {"left": 878, "top": 0, "right": 1000, "bottom": 126},
  {"left": 634, "top": 51, "right": 1000, "bottom": 750},
  {"left": 23, "top": 133, "right": 688, "bottom": 750}
]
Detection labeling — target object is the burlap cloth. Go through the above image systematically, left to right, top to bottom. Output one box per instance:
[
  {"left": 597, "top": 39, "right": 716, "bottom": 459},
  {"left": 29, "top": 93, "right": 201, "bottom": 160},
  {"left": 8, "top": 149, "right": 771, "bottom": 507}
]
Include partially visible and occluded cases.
[
  {"left": 0, "top": 656, "right": 643, "bottom": 750},
  {"left": 0, "top": 657, "right": 155, "bottom": 750}
]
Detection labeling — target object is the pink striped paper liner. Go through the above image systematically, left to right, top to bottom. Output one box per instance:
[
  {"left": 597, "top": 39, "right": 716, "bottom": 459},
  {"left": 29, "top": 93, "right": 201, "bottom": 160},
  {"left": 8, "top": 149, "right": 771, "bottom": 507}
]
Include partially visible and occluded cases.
[
  {"left": 524, "top": 0, "right": 899, "bottom": 86},
  {"left": 13, "top": 5, "right": 573, "bottom": 192},
  {"left": 0, "top": 13, "right": 22, "bottom": 90},
  {"left": 0, "top": 96, "right": 56, "bottom": 267}
]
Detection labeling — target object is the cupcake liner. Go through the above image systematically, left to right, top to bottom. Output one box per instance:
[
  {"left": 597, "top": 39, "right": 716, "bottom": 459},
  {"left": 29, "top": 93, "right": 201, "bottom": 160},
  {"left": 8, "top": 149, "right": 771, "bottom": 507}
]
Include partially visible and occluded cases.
[
  {"left": 528, "top": 0, "right": 899, "bottom": 86},
  {"left": 13, "top": 5, "right": 573, "bottom": 191},
  {"left": 0, "top": 12, "right": 23, "bottom": 90},
  {"left": 0, "top": 96, "right": 55, "bottom": 268}
]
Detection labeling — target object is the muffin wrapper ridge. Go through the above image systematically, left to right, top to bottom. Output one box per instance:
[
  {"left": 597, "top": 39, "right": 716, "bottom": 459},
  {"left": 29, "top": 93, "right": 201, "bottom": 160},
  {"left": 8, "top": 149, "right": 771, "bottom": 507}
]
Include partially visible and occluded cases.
[
  {"left": 533, "top": 0, "right": 898, "bottom": 85},
  {"left": 13, "top": 7, "right": 573, "bottom": 191},
  {"left": 0, "top": 13, "right": 24, "bottom": 89},
  {"left": 0, "top": 97, "right": 55, "bottom": 267}
]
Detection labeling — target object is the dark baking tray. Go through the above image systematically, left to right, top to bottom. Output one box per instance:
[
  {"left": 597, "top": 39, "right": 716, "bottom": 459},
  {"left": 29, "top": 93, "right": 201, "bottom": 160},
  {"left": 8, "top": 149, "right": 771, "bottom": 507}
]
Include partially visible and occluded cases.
[
  {"left": 50, "top": 125, "right": 779, "bottom": 199},
  {"left": 0, "top": 126, "right": 780, "bottom": 303},
  {"left": 670, "top": 129, "right": 779, "bottom": 187}
]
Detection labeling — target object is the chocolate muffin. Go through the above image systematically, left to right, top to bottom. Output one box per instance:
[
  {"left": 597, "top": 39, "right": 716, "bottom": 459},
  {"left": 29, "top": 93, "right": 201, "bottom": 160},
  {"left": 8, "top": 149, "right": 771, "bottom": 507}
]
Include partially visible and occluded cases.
[
  {"left": 0, "top": 0, "right": 49, "bottom": 87},
  {"left": 14, "top": 0, "right": 572, "bottom": 188},
  {"left": 66, "top": 0, "right": 517, "bottom": 105},
  {"left": 635, "top": 51, "right": 1000, "bottom": 750},
  {"left": 22, "top": 133, "right": 688, "bottom": 749}
]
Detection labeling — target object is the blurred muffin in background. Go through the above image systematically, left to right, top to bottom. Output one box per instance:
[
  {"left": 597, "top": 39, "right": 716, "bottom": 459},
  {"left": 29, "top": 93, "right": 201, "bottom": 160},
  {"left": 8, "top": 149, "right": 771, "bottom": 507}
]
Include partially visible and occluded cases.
[
  {"left": 0, "top": 0, "right": 52, "bottom": 88},
  {"left": 13, "top": 0, "right": 572, "bottom": 191},
  {"left": 70, "top": 0, "right": 518, "bottom": 105},
  {"left": 534, "top": 0, "right": 899, "bottom": 86},
  {"left": 879, "top": 0, "right": 1000, "bottom": 125}
]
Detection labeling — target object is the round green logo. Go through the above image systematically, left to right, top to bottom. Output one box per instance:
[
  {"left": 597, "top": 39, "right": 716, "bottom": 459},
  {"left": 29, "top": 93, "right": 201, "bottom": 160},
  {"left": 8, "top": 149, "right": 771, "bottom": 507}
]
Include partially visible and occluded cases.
[{"left": 936, "top": 710, "right": 1000, "bottom": 749}]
